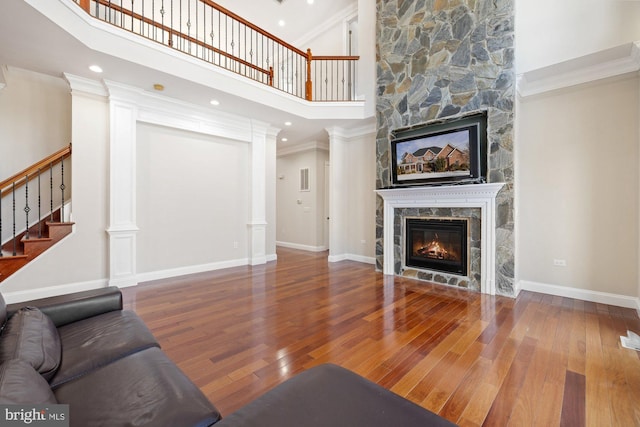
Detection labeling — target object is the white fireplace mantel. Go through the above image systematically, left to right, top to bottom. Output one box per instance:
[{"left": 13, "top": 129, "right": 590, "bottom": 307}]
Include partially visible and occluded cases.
[{"left": 376, "top": 183, "right": 505, "bottom": 295}]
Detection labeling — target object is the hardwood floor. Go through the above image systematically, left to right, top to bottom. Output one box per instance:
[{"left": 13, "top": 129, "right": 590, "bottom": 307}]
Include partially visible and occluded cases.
[{"left": 121, "top": 248, "right": 640, "bottom": 426}]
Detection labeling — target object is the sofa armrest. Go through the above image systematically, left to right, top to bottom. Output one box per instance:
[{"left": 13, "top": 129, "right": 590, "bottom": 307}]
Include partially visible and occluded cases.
[{"left": 6, "top": 287, "right": 123, "bottom": 327}]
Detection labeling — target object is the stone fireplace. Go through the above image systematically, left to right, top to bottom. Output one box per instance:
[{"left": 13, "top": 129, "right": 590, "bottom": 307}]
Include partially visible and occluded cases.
[
  {"left": 375, "top": 0, "right": 515, "bottom": 296},
  {"left": 376, "top": 183, "right": 503, "bottom": 294}
]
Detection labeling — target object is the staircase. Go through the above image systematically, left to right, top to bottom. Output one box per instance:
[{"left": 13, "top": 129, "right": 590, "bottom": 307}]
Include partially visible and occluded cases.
[{"left": 0, "top": 145, "right": 73, "bottom": 283}]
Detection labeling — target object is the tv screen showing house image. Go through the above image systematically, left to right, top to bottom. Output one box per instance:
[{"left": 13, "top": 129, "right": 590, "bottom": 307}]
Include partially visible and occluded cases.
[
  {"left": 390, "top": 112, "right": 487, "bottom": 186},
  {"left": 394, "top": 129, "right": 471, "bottom": 182}
]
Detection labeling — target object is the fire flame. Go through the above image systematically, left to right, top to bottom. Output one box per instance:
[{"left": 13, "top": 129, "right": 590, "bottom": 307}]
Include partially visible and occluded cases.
[{"left": 415, "top": 233, "right": 452, "bottom": 260}]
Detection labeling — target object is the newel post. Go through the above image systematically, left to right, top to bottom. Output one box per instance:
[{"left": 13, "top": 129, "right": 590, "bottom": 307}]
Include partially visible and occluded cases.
[
  {"left": 79, "top": 0, "right": 90, "bottom": 13},
  {"left": 305, "top": 48, "right": 312, "bottom": 101},
  {"left": 269, "top": 66, "right": 274, "bottom": 87}
]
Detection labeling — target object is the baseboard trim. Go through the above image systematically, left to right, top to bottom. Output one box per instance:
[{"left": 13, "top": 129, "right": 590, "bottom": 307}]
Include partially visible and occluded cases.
[
  {"left": 276, "top": 241, "right": 328, "bottom": 252},
  {"left": 327, "top": 253, "right": 376, "bottom": 265},
  {"left": 344, "top": 254, "right": 376, "bottom": 265},
  {"left": 136, "top": 258, "right": 249, "bottom": 284},
  {"left": 2, "top": 279, "right": 109, "bottom": 304},
  {"left": 518, "top": 280, "right": 640, "bottom": 311}
]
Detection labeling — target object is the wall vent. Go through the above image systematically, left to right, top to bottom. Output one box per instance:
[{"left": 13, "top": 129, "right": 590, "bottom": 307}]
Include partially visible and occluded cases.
[{"left": 299, "top": 168, "right": 310, "bottom": 191}]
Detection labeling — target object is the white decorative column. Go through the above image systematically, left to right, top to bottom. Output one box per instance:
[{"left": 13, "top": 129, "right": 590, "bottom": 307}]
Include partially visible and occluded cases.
[
  {"left": 105, "top": 83, "right": 140, "bottom": 287},
  {"left": 248, "top": 121, "right": 279, "bottom": 265},
  {"left": 264, "top": 125, "right": 279, "bottom": 262},
  {"left": 326, "top": 127, "right": 348, "bottom": 262},
  {"left": 376, "top": 183, "right": 504, "bottom": 295}
]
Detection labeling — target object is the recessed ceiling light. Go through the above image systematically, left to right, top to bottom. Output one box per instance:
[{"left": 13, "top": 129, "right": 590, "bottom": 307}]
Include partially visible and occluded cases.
[
  {"left": 307, "top": 0, "right": 314, "bottom": 4},
  {"left": 278, "top": 20, "right": 286, "bottom": 27},
  {"left": 89, "top": 65, "right": 103, "bottom": 73},
  {"left": 153, "top": 83, "right": 164, "bottom": 91},
  {"left": 210, "top": 99, "right": 220, "bottom": 106},
  {"left": 284, "top": 121, "right": 292, "bottom": 126},
  {"left": 281, "top": 138, "right": 288, "bottom": 142}
]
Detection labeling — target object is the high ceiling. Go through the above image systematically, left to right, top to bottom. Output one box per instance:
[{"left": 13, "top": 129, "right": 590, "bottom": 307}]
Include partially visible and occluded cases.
[
  {"left": 0, "top": 0, "right": 367, "bottom": 147},
  {"left": 213, "top": 0, "right": 356, "bottom": 46}
]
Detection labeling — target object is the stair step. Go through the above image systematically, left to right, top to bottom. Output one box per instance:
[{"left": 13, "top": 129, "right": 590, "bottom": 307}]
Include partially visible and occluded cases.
[
  {"left": 0, "top": 221, "right": 74, "bottom": 282},
  {"left": 22, "top": 236, "right": 54, "bottom": 258},
  {"left": 0, "top": 252, "right": 27, "bottom": 259},
  {"left": 0, "top": 253, "right": 29, "bottom": 280}
]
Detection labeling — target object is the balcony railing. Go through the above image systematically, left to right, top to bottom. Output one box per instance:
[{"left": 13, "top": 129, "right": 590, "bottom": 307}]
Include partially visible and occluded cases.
[{"left": 75, "top": 0, "right": 359, "bottom": 101}]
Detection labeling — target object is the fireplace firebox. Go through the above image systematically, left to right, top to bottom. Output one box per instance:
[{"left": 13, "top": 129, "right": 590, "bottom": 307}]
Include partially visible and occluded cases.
[{"left": 405, "top": 218, "right": 468, "bottom": 276}]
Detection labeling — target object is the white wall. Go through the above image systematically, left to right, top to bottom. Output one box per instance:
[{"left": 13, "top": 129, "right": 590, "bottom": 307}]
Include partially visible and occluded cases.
[
  {"left": 357, "top": 0, "right": 375, "bottom": 115},
  {"left": 516, "top": 0, "right": 640, "bottom": 73},
  {"left": 0, "top": 67, "right": 71, "bottom": 178},
  {"left": 1, "top": 69, "right": 275, "bottom": 302},
  {"left": 516, "top": 74, "right": 639, "bottom": 297},
  {"left": 2, "top": 81, "right": 110, "bottom": 299},
  {"left": 136, "top": 123, "right": 250, "bottom": 274},
  {"left": 345, "top": 131, "right": 376, "bottom": 260},
  {"left": 266, "top": 133, "right": 277, "bottom": 260},
  {"left": 276, "top": 147, "right": 328, "bottom": 250}
]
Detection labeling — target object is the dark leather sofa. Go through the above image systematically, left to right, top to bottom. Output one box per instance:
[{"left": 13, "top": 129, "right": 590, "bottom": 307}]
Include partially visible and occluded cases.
[{"left": 0, "top": 287, "right": 456, "bottom": 427}]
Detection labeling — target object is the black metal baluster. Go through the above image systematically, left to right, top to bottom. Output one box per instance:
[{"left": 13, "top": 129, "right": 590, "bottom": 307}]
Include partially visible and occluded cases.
[
  {"left": 160, "top": 0, "right": 165, "bottom": 44},
  {"left": 170, "top": 0, "right": 174, "bottom": 47},
  {"left": 186, "top": 0, "right": 191, "bottom": 53},
  {"left": 195, "top": 0, "right": 199, "bottom": 58},
  {"left": 209, "top": 6, "right": 214, "bottom": 63},
  {"left": 225, "top": 14, "right": 228, "bottom": 68},
  {"left": 230, "top": 19, "right": 235, "bottom": 69},
  {"left": 60, "top": 159, "right": 66, "bottom": 223},
  {"left": 49, "top": 163, "right": 54, "bottom": 222},
  {"left": 37, "top": 169, "right": 42, "bottom": 238},
  {"left": 24, "top": 174, "right": 30, "bottom": 240},
  {"left": 12, "top": 183, "right": 16, "bottom": 256}
]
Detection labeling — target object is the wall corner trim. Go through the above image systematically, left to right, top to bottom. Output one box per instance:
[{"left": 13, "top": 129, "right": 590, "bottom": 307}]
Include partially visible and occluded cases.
[
  {"left": 517, "top": 41, "right": 640, "bottom": 97},
  {"left": 0, "top": 65, "right": 7, "bottom": 92}
]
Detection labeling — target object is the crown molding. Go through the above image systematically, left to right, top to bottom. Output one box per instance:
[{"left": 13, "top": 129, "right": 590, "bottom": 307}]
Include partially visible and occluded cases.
[
  {"left": 293, "top": 3, "right": 358, "bottom": 49},
  {"left": 517, "top": 41, "right": 640, "bottom": 97},
  {"left": 63, "top": 73, "right": 109, "bottom": 98},
  {"left": 102, "top": 79, "right": 255, "bottom": 142},
  {"left": 277, "top": 140, "right": 329, "bottom": 157}
]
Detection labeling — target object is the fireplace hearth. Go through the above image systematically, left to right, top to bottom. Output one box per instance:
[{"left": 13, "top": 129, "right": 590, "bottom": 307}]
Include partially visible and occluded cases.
[{"left": 405, "top": 217, "right": 468, "bottom": 276}]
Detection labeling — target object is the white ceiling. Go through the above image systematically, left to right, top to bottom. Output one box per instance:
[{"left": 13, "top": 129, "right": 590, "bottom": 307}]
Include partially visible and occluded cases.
[
  {"left": 0, "top": 0, "right": 367, "bottom": 148},
  {"left": 213, "top": 0, "right": 357, "bottom": 45}
]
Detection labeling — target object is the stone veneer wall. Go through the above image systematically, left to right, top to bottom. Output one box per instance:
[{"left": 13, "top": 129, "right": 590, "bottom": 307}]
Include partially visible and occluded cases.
[{"left": 375, "top": 0, "right": 515, "bottom": 296}]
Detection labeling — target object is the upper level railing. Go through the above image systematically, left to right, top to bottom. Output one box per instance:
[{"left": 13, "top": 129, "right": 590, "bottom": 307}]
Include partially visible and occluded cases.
[{"left": 74, "top": 0, "right": 359, "bottom": 101}]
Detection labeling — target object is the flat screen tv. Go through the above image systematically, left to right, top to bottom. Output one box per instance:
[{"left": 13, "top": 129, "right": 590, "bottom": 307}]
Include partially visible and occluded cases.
[{"left": 390, "top": 112, "right": 487, "bottom": 186}]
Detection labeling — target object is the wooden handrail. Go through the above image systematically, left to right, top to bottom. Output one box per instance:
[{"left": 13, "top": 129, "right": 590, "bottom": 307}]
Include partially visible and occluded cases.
[
  {"left": 94, "top": 0, "right": 272, "bottom": 78},
  {"left": 199, "top": 0, "right": 307, "bottom": 58},
  {"left": 312, "top": 56, "right": 361, "bottom": 61},
  {"left": 0, "top": 144, "right": 71, "bottom": 197}
]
